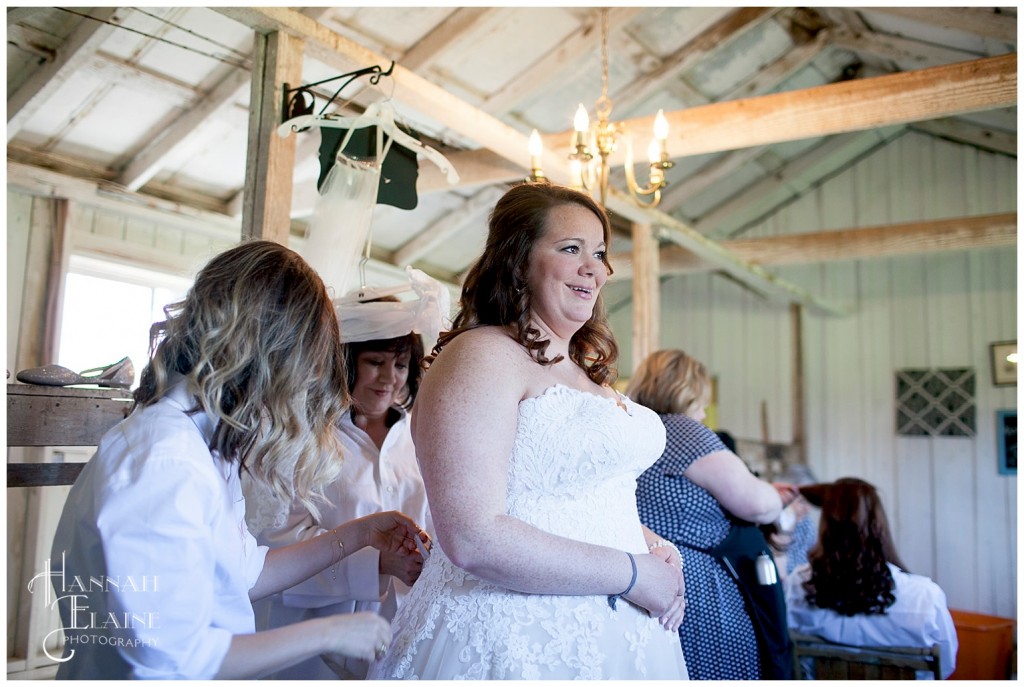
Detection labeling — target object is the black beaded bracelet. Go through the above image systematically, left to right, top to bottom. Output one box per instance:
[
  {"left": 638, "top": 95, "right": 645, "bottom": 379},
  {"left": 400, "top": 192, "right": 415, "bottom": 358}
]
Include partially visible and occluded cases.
[{"left": 607, "top": 551, "right": 637, "bottom": 610}]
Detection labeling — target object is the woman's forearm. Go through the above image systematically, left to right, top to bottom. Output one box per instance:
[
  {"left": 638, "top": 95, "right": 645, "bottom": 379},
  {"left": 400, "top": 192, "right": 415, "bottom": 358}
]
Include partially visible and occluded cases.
[
  {"left": 250, "top": 523, "right": 362, "bottom": 600},
  {"left": 215, "top": 612, "right": 390, "bottom": 679},
  {"left": 215, "top": 618, "right": 334, "bottom": 679}
]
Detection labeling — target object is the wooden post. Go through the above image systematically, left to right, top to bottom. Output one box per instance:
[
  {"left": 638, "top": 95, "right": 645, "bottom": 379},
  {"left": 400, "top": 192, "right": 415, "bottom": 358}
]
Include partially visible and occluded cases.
[
  {"left": 241, "top": 30, "right": 303, "bottom": 244},
  {"left": 42, "top": 199, "right": 72, "bottom": 363},
  {"left": 630, "top": 222, "right": 659, "bottom": 372},
  {"left": 791, "top": 302, "right": 807, "bottom": 464}
]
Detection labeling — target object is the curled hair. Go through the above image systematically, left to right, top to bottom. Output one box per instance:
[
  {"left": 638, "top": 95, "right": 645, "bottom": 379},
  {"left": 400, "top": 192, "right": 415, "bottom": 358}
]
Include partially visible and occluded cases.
[
  {"left": 426, "top": 182, "right": 618, "bottom": 386},
  {"left": 134, "top": 240, "right": 348, "bottom": 518},
  {"left": 344, "top": 332, "right": 425, "bottom": 412},
  {"left": 626, "top": 349, "right": 712, "bottom": 418},
  {"left": 803, "top": 478, "right": 908, "bottom": 616}
]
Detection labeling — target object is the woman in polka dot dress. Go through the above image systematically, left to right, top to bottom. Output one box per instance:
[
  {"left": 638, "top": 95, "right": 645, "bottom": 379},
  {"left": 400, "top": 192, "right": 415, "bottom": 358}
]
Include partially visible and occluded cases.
[{"left": 627, "top": 349, "right": 799, "bottom": 679}]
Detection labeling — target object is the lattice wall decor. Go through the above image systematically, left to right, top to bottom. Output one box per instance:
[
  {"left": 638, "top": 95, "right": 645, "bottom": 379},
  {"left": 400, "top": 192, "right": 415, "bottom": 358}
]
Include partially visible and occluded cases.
[{"left": 896, "top": 368, "right": 976, "bottom": 437}]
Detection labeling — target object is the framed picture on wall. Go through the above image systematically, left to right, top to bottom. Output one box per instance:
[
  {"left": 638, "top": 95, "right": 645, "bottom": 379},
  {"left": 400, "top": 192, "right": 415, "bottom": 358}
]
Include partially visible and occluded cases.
[
  {"left": 990, "top": 340, "right": 1017, "bottom": 386},
  {"left": 997, "top": 410, "right": 1016, "bottom": 476}
]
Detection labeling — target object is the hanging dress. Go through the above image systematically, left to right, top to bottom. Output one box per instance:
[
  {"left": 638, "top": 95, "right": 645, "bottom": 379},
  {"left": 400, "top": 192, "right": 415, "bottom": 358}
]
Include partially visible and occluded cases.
[{"left": 301, "top": 123, "right": 393, "bottom": 297}]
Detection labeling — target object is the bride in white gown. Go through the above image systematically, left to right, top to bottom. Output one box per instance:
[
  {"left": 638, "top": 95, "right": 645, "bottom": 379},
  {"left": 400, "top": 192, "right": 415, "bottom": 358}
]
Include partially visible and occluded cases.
[{"left": 369, "top": 183, "right": 688, "bottom": 680}]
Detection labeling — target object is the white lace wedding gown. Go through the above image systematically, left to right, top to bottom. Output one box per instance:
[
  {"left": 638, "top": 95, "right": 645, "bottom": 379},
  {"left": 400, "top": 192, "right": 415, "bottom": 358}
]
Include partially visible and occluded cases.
[{"left": 368, "top": 384, "right": 689, "bottom": 680}]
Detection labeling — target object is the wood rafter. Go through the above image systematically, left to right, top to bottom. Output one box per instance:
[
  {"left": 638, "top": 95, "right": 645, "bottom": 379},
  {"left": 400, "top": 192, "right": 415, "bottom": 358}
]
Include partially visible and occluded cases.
[
  {"left": 7, "top": 7, "right": 125, "bottom": 141},
  {"left": 479, "top": 7, "right": 645, "bottom": 115},
  {"left": 609, "top": 7, "right": 778, "bottom": 114},
  {"left": 864, "top": 7, "right": 1017, "bottom": 45},
  {"left": 832, "top": 26, "right": 987, "bottom": 69},
  {"left": 440, "top": 53, "right": 1017, "bottom": 193},
  {"left": 543, "top": 53, "right": 1017, "bottom": 162},
  {"left": 119, "top": 69, "right": 251, "bottom": 190},
  {"left": 910, "top": 118, "right": 1016, "bottom": 157},
  {"left": 699, "top": 128, "right": 908, "bottom": 240},
  {"left": 392, "top": 186, "right": 504, "bottom": 267},
  {"left": 610, "top": 213, "right": 1018, "bottom": 276}
]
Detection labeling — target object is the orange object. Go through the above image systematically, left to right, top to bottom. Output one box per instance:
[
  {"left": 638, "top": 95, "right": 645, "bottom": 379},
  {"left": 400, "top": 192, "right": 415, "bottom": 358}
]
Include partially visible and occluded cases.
[{"left": 948, "top": 609, "right": 1016, "bottom": 680}]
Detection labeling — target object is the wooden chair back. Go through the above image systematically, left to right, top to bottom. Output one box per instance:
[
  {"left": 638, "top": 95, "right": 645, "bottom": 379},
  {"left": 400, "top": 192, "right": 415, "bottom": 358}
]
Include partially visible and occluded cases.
[{"left": 791, "top": 631, "right": 942, "bottom": 680}]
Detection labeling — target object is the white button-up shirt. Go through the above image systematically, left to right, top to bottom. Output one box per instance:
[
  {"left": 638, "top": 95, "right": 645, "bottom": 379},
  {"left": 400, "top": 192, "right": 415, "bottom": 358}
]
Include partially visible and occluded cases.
[
  {"left": 50, "top": 379, "right": 268, "bottom": 679},
  {"left": 254, "top": 408, "right": 432, "bottom": 679},
  {"left": 785, "top": 562, "right": 958, "bottom": 678}
]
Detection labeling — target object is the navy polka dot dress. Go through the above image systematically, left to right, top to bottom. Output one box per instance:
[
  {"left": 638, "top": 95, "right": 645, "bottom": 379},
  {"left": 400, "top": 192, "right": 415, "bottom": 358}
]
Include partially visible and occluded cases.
[{"left": 636, "top": 414, "right": 762, "bottom": 679}]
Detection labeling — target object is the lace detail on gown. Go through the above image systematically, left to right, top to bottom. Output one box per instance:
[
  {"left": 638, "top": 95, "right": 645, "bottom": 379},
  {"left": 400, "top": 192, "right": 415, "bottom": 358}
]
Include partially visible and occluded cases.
[{"left": 369, "top": 385, "right": 688, "bottom": 680}]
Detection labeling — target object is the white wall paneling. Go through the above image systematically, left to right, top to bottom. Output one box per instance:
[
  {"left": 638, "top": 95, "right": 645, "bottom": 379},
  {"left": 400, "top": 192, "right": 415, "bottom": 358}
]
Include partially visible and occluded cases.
[{"left": 611, "top": 132, "right": 1016, "bottom": 619}]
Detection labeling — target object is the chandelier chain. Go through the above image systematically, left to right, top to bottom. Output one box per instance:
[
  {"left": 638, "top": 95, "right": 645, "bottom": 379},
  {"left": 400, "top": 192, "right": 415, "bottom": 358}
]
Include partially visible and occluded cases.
[{"left": 596, "top": 8, "right": 612, "bottom": 119}]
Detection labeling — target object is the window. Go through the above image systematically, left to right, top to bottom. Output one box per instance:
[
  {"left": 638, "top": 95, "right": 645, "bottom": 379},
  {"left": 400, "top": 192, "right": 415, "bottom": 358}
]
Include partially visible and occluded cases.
[{"left": 57, "top": 256, "right": 191, "bottom": 389}]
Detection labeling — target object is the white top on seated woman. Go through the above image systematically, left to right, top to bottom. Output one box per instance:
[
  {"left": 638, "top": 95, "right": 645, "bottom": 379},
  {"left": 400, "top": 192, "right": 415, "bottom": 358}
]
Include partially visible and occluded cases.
[{"left": 784, "top": 477, "right": 957, "bottom": 679}]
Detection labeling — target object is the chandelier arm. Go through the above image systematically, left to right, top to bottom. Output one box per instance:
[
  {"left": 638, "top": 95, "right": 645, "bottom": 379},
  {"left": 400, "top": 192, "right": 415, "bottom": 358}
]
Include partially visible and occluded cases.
[{"left": 623, "top": 136, "right": 667, "bottom": 198}]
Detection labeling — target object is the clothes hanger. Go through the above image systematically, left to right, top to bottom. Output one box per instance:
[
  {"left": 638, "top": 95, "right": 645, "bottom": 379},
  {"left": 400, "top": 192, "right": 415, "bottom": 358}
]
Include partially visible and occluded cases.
[{"left": 278, "top": 101, "right": 460, "bottom": 185}]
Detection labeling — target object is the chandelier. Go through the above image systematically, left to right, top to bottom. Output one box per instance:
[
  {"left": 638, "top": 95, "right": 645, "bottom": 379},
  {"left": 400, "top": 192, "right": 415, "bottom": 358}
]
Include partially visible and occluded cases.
[{"left": 528, "top": 8, "right": 673, "bottom": 208}]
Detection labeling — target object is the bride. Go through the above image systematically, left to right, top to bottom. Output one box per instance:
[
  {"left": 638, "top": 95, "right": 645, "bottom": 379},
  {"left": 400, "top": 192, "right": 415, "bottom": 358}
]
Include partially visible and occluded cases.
[{"left": 368, "top": 183, "right": 688, "bottom": 680}]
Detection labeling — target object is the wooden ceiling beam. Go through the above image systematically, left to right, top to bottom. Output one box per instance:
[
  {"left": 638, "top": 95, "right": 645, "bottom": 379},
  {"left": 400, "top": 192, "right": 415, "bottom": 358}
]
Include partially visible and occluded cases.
[
  {"left": 7, "top": 7, "right": 125, "bottom": 142},
  {"left": 479, "top": 7, "right": 645, "bottom": 115},
  {"left": 609, "top": 7, "right": 779, "bottom": 114},
  {"left": 863, "top": 7, "right": 1017, "bottom": 45},
  {"left": 400, "top": 8, "right": 496, "bottom": 71},
  {"left": 832, "top": 26, "right": 986, "bottom": 69},
  {"left": 719, "top": 27, "right": 831, "bottom": 102},
  {"left": 441, "top": 52, "right": 1017, "bottom": 193},
  {"left": 542, "top": 53, "right": 1018, "bottom": 163},
  {"left": 119, "top": 69, "right": 251, "bottom": 191},
  {"left": 910, "top": 118, "right": 1017, "bottom": 157},
  {"left": 699, "top": 128, "right": 908, "bottom": 240},
  {"left": 392, "top": 186, "right": 504, "bottom": 267},
  {"left": 640, "top": 202, "right": 847, "bottom": 316},
  {"left": 614, "top": 213, "right": 1018, "bottom": 276}
]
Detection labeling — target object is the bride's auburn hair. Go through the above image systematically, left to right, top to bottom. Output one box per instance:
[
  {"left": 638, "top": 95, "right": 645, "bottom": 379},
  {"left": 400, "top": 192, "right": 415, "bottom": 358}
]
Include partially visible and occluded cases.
[
  {"left": 427, "top": 182, "right": 619, "bottom": 386},
  {"left": 134, "top": 240, "right": 348, "bottom": 518}
]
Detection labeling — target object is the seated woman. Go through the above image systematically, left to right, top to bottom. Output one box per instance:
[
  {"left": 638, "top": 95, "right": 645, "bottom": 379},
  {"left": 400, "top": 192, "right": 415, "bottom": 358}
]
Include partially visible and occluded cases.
[{"left": 784, "top": 477, "right": 958, "bottom": 679}]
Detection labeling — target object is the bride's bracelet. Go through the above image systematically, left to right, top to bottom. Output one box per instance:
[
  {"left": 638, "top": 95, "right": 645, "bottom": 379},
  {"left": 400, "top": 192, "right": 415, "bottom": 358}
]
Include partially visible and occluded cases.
[
  {"left": 649, "top": 539, "right": 683, "bottom": 571},
  {"left": 607, "top": 551, "right": 637, "bottom": 611}
]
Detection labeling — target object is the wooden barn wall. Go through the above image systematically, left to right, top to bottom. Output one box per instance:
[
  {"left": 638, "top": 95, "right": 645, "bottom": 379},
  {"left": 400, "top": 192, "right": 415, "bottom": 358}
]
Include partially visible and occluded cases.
[{"left": 610, "top": 131, "right": 1017, "bottom": 620}]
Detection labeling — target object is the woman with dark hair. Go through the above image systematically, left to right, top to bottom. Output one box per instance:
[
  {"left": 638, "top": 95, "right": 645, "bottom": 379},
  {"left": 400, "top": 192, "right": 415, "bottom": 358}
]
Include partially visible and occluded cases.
[
  {"left": 369, "top": 183, "right": 687, "bottom": 680},
  {"left": 49, "top": 241, "right": 426, "bottom": 679},
  {"left": 253, "top": 303, "right": 434, "bottom": 679},
  {"left": 784, "top": 477, "right": 958, "bottom": 678}
]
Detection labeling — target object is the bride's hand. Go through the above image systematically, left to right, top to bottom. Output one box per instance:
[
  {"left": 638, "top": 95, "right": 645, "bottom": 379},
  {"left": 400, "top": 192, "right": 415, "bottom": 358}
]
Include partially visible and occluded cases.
[
  {"left": 648, "top": 544, "right": 686, "bottom": 632},
  {"left": 623, "top": 553, "right": 678, "bottom": 616}
]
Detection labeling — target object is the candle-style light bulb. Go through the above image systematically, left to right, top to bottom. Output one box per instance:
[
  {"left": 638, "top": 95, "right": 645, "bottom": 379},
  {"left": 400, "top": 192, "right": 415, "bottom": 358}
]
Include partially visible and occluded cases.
[
  {"left": 574, "top": 104, "right": 590, "bottom": 133},
  {"left": 653, "top": 109, "right": 669, "bottom": 141},
  {"left": 528, "top": 129, "right": 543, "bottom": 161},
  {"left": 528, "top": 129, "right": 545, "bottom": 181},
  {"left": 647, "top": 139, "right": 661, "bottom": 164}
]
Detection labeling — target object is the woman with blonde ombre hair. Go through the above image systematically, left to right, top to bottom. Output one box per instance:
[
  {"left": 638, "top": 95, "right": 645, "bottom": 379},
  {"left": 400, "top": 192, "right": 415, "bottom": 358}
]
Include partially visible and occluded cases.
[
  {"left": 50, "top": 240, "right": 427, "bottom": 680},
  {"left": 626, "top": 348, "right": 713, "bottom": 421},
  {"left": 628, "top": 348, "right": 798, "bottom": 679}
]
